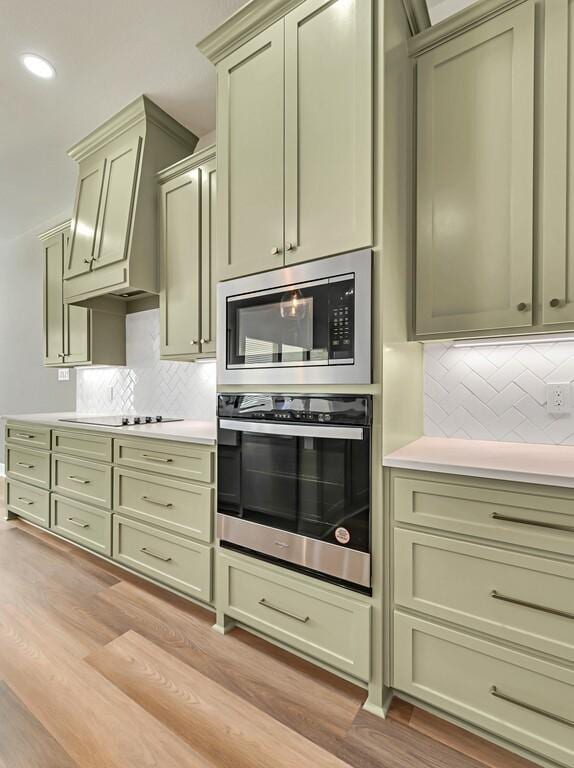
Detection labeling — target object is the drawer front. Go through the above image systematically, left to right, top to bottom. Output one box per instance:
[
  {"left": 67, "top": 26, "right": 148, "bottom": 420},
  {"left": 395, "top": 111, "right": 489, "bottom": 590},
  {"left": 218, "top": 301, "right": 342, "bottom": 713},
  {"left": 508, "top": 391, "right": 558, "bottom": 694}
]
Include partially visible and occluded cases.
[
  {"left": 5, "top": 422, "right": 51, "bottom": 450},
  {"left": 52, "top": 430, "right": 112, "bottom": 463},
  {"left": 114, "top": 438, "right": 213, "bottom": 484},
  {"left": 6, "top": 446, "right": 50, "bottom": 490},
  {"left": 52, "top": 455, "right": 112, "bottom": 508},
  {"left": 113, "top": 468, "right": 213, "bottom": 543},
  {"left": 393, "top": 475, "right": 574, "bottom": 557},
  {"left": 6, "top": 480, "right": 49, "bottom": 527},
  {"left": 51, "top": 494, "right": 112, "bottom": 555},
  {"left": 113, "top": 515, "right": 212, "bottom": 602},
  {"left": 395, "top": 529, "right": 574, "bottom": 663},
  {"left": 220, "top": 552, "right": 371, "bottom": 681},
  {"left": 394, "top": 613, "right": 574, "bottom": 768}
]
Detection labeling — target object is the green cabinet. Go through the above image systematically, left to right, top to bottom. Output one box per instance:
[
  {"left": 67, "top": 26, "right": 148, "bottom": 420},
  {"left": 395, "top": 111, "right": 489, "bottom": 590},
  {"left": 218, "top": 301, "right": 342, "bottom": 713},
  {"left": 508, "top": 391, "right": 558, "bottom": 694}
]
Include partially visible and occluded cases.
[
  {"left": 209, "top": 0, "right": 373, "bottom": 281},
  {"left": 412, "top": 1, "right": 535, "bottom": 338},
  {"left": 64, "top": 96, "right": 198, "bottom": 307},
  {"left": 157, "top": 146, "right": 216, "bottom": 360},
  {"left": 40, "top": 222, "right": 126, "bottom": 368}
]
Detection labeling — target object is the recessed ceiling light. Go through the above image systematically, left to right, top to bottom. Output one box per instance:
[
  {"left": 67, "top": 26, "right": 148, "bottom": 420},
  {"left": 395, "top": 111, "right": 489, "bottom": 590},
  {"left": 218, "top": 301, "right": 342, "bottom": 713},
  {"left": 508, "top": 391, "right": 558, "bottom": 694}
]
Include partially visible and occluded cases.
[{"left": 20, "top": 53, "right": 56, "bottom": 79}]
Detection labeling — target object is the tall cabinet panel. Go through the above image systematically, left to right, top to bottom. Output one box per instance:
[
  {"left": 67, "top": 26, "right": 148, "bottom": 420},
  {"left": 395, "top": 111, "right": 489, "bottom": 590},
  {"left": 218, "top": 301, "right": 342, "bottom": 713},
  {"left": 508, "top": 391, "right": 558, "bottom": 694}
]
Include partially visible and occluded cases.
[
  {"left": 284, "top": 0, "right": 372, "bottom": 265},
  {"left": 414, "top": 1, "right": 535, "bottom": 337},
  {"left": 216, "top": 22, "right": 285, "bottom": 280},
  {"left": 200, "top": 157, "right": 217, "bottom": 356},
  {"left": 43, "top": 230, "right": 66, "bottom": 366}
]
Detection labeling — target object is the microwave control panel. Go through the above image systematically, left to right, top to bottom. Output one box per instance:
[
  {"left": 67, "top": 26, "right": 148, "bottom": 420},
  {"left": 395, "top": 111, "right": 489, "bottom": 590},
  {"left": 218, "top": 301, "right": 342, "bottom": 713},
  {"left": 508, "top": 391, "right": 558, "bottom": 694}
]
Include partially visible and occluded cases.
[{"left": 328, "top": 278, "right": 355, "bottom": 360}]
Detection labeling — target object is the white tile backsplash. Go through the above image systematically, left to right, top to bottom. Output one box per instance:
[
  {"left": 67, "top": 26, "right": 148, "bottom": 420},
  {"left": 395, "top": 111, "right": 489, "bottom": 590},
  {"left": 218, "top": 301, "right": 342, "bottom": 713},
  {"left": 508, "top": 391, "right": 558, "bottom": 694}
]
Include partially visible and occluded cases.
[
  {"left": 76, "top": 309, "right": 216, "bottom": 421},
  {"left": 425, "top": 340, "right": 574, "bottom": 445}
]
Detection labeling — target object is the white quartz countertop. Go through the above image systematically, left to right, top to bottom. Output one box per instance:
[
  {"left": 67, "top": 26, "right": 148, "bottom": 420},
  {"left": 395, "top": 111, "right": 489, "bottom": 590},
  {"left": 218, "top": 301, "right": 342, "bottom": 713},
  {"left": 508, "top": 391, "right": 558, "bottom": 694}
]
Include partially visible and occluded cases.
[
  {"left": 3, "top": 413, "right": 216, "bottom": 446},
  {"left": 383, "top": 436, "right": 574, "bottom": 488}
]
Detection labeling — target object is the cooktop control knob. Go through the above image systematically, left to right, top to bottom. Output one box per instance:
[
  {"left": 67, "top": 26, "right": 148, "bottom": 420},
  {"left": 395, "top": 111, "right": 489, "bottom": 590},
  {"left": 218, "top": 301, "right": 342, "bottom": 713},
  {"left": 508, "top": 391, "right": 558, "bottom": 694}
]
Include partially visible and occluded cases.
[
  {"left": 145, "top": 416, "right": 152, "bottom": 424},
  {"left": 156, "top": 416, "right": 163, "bottom": 422},
  {"left": 122, "top": 417, "right": 129, "bottom": 426},
  {"left": 134, "top": 417, "right": 141, "bottom": 425}
]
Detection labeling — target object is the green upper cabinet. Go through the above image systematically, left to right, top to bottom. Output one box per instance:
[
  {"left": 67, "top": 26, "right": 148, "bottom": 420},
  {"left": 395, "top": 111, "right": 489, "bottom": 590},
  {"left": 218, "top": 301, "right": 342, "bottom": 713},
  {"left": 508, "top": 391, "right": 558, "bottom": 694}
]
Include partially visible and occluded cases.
[
  {"left": 203, "top": 0, "right": 373, "bottom": 282},
  {"left": 412, "top": 0, "right": 535, "bottom": 339},
  {"left": 64, "top": 96, "right": 198, "bottom": 309},
  {"left": 158, "top": 146, "right": 217, "bottom": 361},
  {"left": 40, "top": 222, "right": 126, "bottom": 368}
]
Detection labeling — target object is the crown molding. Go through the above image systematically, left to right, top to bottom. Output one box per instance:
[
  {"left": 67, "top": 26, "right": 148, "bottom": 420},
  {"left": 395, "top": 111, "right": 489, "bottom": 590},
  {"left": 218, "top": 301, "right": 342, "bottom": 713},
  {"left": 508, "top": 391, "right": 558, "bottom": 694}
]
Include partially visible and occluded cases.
[
  {"left": 197, "top": 0, "right": 306, "bottom": 64},
  {"left": 401, "top": 0, "right": 431, "bottom": 35},
  {"left": 408, "top": 0, "right": 527, "bottom": 57},
  {"left": 68, "top": 95, "right": 197, "bottom": 162},
  {"left": 157, "top": 144, "right": 216, "bottom": 184},
  {"left": 38, "top": 219, "right": 72, "bottom": 241}
]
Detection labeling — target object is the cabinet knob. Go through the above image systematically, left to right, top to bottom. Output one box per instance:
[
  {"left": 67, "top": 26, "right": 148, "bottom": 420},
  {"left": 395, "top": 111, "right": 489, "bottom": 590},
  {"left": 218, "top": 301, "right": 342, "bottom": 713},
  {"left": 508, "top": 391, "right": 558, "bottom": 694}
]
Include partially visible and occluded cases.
[
  {"left": 286, "top": 242, "right": 295, "bottom": 252},
  {"left": 270, "top": 246, "right": 281, "bottom": 256},
  {"left": 550, "top": 298, "right": 562, "bottom": 308},
  {"left": 516, "top": 302, "right": 529, "bottom": 312},
  {"left": 190, "top": 339, "right": 198, "bottom": 345},
  {"left": 58, "top": 353, "right": 66, "bottom": 358}
]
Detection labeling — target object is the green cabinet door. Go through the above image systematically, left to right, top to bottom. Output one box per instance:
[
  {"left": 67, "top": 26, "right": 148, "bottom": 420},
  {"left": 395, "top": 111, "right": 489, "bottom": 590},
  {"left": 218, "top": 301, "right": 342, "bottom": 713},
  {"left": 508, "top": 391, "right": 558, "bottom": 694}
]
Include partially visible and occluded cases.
[
  {"left": 284, "top": 0, "right": 373, "bottom": 265},
  {"left": 414, "top": 2, "right": 535, "bottom": 337},
  {"left": 216, "top": 21, "right": 284, "bottom": 281},
  {"left": 66, "top": 154, "right": 106, "bottom": 279},
  {"left": 200, "top": 157, "right": 216, "bottom": 356},
  {"left": 159, "top": 167, "right": 201, "bottom": 357},
  {"left": 62, "top": 228, "right": 90, "bottom": 365},
  {"left": 43, "top": 230, "right": 66, "bottom": 366}
]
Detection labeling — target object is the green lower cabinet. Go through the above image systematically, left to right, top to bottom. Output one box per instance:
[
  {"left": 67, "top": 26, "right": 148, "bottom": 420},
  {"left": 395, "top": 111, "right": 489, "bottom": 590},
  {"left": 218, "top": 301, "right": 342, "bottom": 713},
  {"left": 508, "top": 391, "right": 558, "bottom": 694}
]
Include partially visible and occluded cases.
[
  {"left": 6, "top": 446, "right": 51, "bottom": 490},
  {"left": 51, "top": 454, "right": 112, "bottom": 509},
  {"left": 6, "top": 480, "right": 50, "bottom": 528},
  {"left": 51, "top": 494, "right": 112, "bottom": 556},
  {"left": 113, "top": 515, "right": 212, "bottom": 602},
  {"left": 219, "top": 550, "right": 371, "bottom": 682}
]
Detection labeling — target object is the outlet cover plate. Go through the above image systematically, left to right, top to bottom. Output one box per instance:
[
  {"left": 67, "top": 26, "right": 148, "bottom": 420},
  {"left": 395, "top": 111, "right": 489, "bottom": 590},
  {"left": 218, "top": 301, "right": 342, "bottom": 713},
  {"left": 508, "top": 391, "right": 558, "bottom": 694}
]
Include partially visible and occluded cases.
[{"left": 546, "top": 382, "right": 571, "bottom": 414}]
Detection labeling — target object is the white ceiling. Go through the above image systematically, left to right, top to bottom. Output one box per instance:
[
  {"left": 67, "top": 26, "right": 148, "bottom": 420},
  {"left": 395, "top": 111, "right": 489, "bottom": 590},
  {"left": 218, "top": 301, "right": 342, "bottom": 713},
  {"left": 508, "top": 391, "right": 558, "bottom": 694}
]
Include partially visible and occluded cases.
[
  {"left": 0, "top": 0, "right": 245, "bottom": 239},
  {"left": 426, "top": 0, "right": 478, "bottom": 24}
]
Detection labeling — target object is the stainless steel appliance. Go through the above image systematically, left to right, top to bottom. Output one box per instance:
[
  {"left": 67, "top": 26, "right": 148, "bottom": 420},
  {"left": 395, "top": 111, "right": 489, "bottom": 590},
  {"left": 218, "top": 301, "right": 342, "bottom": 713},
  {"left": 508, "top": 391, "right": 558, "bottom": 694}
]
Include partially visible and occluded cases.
[
  {"left": 218, "top": 250, "right": 372, "bottom": 385},
  {"left": 217, "top": 393, "right": 372, "bottom": 591},
  {"left": 59, "top": 416, "right": 183, "bottom": 428}
]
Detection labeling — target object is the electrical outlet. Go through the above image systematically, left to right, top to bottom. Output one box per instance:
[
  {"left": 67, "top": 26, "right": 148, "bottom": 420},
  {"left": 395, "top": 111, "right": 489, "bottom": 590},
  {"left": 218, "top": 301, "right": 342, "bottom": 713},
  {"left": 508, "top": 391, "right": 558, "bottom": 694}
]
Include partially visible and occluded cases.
[
  {"left": 58, "top": 368, "right": 70, "bottom": 382},
  {"left": 546, "top": 382, "right": 572, "bottom": 414}
]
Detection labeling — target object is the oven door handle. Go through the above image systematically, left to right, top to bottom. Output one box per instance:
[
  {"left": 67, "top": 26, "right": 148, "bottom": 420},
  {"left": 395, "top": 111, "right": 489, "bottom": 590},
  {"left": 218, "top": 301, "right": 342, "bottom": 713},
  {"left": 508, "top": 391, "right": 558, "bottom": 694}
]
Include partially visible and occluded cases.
[{"left": 219, "top": 419, "right": 364, "bottom": 441}]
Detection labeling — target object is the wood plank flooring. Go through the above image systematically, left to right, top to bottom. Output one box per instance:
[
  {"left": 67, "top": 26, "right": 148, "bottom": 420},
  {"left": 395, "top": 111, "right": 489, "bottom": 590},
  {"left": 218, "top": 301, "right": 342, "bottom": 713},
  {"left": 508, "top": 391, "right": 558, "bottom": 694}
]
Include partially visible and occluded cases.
[{"left": 0, "top": 479, "right": 538, "bottom": 768}]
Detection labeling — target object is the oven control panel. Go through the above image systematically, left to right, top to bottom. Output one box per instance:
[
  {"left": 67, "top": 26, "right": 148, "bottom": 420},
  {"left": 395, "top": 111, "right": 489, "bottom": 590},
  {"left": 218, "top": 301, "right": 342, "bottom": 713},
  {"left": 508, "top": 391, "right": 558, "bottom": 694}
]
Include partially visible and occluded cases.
[{"left": 217, "top": 394, "right": 372, "bottom": 426}]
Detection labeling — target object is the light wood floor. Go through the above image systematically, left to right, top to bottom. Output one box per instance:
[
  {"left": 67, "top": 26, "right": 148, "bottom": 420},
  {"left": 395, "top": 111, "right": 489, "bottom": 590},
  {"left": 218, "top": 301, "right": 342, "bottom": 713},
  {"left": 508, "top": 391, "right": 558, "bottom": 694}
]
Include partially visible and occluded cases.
[{"left": 0, "top": 479, "right": 538, "bottom": 768}]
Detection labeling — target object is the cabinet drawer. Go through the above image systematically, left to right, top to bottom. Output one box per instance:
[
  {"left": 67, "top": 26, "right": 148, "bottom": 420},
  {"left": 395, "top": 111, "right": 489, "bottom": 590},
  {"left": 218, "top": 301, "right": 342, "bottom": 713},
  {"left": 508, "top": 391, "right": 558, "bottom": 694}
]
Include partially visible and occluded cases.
[
  {"left": 5, "top": 422, "right": 51, "bottom": 450},
  {"left": 52, "top": 430, "right": 112, "bottom": 463},
  {"left": 114, "top": 438, "right": 213, "bottom": 484},
  {"left": 6, "top": 446, "right": 50, "bottom": 490},
  {"left": 52, "top": 455, "right": 112, "bottom": 508},
  {"left": 113, "top": 468, "right": 213, "bottom": 543},
  {"left": 393, "top": 475, "right": 574, "bottom": 557},
  {"left": 6, "top": 480, "right": 49, "bottom": 527},
  {"left": 51, "top": 494, "right": 112, "bottom": 555},
  {"left": 113, "top": 515, "right": 212, "bottom": 602},
  {"left": 395, "top": 529, "right": 574, "bottom": 663},
  {"left": 220, "top": 552, "right": 370, "bottom": 681},
  {"left": 394, "top": 613, "right": 574, "bottom": 768}
]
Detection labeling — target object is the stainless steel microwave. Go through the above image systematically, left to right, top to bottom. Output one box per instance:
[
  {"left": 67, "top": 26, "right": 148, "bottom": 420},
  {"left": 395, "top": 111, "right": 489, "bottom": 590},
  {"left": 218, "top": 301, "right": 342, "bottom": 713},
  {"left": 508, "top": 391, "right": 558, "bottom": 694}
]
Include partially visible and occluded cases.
[{"left": 217, "top": 250, "right": 372, "bottom": 385}]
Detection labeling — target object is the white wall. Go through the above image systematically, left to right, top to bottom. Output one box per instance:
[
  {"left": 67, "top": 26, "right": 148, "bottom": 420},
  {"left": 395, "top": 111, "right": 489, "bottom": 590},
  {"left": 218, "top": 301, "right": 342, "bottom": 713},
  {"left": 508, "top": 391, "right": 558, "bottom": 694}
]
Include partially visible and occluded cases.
[
  {"left": 426, "top": 0, "right": 478, "bottom": 24},
  {"left": 0, "top": 222, "right": 76, "bottom": 465}
]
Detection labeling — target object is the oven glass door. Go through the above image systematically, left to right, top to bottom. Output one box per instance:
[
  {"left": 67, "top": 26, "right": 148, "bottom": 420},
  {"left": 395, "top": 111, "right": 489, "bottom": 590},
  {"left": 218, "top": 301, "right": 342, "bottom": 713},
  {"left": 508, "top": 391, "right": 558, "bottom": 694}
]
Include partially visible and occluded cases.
[{"left": 218, "top": 423, "right": 370, "bottom": 552}]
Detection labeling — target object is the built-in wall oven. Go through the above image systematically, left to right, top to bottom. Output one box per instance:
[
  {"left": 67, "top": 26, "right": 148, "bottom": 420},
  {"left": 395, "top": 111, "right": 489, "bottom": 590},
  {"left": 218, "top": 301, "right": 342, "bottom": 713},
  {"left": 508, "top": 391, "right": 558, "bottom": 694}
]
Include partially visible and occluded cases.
[
  {"left": 217, "top": 250, "right": 372, "bottom": 386},
  {"left": 217, "top": 393, "right": 372, "bottom": 592}
]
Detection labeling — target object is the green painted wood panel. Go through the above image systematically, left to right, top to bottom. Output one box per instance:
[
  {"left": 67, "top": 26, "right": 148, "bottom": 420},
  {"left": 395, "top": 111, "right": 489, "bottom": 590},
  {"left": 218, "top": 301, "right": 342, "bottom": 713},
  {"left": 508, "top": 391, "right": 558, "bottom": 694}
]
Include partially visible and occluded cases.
[
  {"left": 284, "top": 0, "right": 373, "bottom": 265},
  {"left": 414, "top": 1, "right": 535, "bottom": 337},
  {"left": 216, "top": 20, "right": 285, "bottom": 280},
  {"left": 66, "top": 155, "right": 106, "bottom": 279},
  {"left": 200, "top": 157, "right": 217, "bottom": 356},
  {"left": 43, "top": 231, "right": 65, "bottom": 366},
  {"left": 5, "top": 423, "right": 51, "bottom": 451},
  {"left": 51, "top": 430, "right": 113, "bottom": 463},
  {"left": 114, "top": 438, "right": 214, "bottom": 484},
  {"left": 6, "top": 446, "right": 50, "bottom": 490},
  {"left": 51, "top": 454, "right": 112, "bottom": 509},
  {"left": 6, "top": 480, "right": 50, "bottom": 528},
  {"left": 51, "top": 494, "right": 112, "bottom": 556},
  {"left": 393, "top": 612, "right": 574, "bottom": 767}
]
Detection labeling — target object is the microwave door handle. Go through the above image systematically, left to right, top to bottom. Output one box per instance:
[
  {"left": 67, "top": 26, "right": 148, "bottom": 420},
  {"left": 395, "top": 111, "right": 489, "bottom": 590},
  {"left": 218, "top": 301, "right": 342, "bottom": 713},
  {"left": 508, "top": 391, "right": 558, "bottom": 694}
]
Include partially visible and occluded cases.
[{"left": 219, "top": 419, "right": 364, "bottom": 441}]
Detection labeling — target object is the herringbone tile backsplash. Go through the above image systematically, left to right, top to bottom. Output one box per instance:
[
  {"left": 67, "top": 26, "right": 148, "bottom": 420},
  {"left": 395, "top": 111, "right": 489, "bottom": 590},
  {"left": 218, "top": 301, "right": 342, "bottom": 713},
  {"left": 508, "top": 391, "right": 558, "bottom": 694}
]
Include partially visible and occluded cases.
[
  {"left": 76, "top": 310, "right": 216, "bottom": 421},
  {"left": 425, "top": 341, "right": 574, "bottom": 444}
]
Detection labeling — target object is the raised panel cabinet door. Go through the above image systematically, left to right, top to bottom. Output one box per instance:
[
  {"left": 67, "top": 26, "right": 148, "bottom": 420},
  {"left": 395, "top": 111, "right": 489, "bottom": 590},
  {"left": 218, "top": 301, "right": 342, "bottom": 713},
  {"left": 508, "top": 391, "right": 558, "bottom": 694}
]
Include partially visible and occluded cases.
[
  {"left": 284, "top": 0, "right": 373, "bottom": 265},
  {"left": 542, "top": 0, "right": 574, "bottom": 325},
  {"left": 415, "top": 2, "right": 535, "bottom": 337},
  {"left": 216, "top": 21, "right": 284, "bottom": 280},
  {"left": 92, "top": 134, "right": 143, "bottom": 271},
  {"left": 66, "top": 154, "right": 106, "bottom": 279},
  {"left": 200, "top": 158, "right": 216, "bottom": 355},
  {"left": 159, "top": 169, "right": 201, "bottom": 357},
  {"left": 43, "top": 232, "right": 65, "bottom": 366},
  {"left": 64, "top": 304, "right": 90, "bottom": 365}
]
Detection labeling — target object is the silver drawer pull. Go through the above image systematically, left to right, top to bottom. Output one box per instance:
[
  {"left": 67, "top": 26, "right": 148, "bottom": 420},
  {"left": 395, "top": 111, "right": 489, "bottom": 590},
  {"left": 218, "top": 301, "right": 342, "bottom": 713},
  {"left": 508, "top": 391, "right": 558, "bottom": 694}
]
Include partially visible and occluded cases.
[
  {"left": 14, "top": 433, "right": 34, "bottom": 439},
  {"left": 141, "top": 454, "right": 173, "bottom": 463},
  {"left": 17, "top": 462, "right": 34, "bottom": 469},
  {"left": 67, "top": 475, "right": 90, "bottom": 485},
  {"left": 141, "top": 496, "right": 173, "bottom": 508},
  {"left": 17, "top": 497, "right": 34, "bottom": 506},
  {"left": 491, "top": 512, "right": 574, "bottom": 533},
  {"left": 67, "top": 517, "right": 89, "bottom": 529},
  {"left": 140, "top": 546, "right": 172, "bottom": 563},
  {"left": 491, "top": 590, "right": 574, "bottom": 621},
  {"left": 258, "top": 598, "right": 309, "bottom": 624},
  {"left": 490, "top": 686, "right": 574, "bottom": 727}
]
